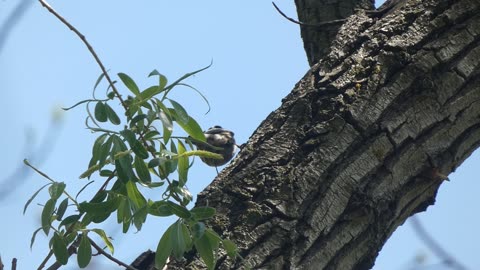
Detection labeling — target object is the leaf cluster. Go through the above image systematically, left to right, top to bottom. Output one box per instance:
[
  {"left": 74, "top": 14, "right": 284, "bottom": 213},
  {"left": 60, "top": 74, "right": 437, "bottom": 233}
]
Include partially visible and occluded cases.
[{"left": 25, "top": 65, "right": 238, "bottom": 269}]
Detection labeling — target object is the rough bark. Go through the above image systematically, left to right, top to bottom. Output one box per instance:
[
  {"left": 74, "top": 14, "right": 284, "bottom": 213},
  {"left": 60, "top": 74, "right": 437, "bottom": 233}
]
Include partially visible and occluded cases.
[
  {"left": 132, "top": 0, "right": 480, "bottom": 269},
  {"left": 294, "top": 0, "right": 374, "bottom": 66}
]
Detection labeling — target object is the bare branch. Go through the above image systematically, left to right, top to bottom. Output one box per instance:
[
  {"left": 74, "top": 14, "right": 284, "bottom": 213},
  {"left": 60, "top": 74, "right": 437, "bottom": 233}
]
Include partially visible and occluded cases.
[
  {"left": 37, "top": 0, "right": 128, "bottom": 111},
  {"left": 272, "top": 2, "right": 345, "bottom": 27},
  {"left": 89, "top": 238, "right": 139, "bottom": 270}
]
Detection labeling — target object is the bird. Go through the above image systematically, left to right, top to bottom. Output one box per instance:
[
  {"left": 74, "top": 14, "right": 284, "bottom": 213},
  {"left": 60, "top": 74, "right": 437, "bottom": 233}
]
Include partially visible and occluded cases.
[{"left": 191, "top": 126, "right": 236, "bottom": 173}]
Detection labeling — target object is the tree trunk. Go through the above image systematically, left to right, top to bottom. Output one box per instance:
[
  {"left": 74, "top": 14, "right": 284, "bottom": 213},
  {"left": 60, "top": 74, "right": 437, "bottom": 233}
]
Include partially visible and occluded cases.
[{"left": 132, "top": 0, "right": 480, "bottom": 268}]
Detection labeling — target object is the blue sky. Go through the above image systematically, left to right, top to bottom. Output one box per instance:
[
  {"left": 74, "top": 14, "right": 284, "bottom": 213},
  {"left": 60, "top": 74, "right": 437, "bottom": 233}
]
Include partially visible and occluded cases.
[{"left": 1, "top": 1, "right": 478, "bottom": 269}]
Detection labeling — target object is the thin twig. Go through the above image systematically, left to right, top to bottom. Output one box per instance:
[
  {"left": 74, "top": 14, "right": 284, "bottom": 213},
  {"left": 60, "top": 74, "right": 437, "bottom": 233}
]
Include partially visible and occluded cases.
[
  {"left": 37, "top": 0, "right": 128, "bottom": 111},
  {"left": 272, "top": 2, "right": 345, "bottom": 27},
  {"left": 410, "top": 216, "right": 468, "bottom": 270},
  {"left": 89, "top": 238, "right": 139, "bottom": 270}
]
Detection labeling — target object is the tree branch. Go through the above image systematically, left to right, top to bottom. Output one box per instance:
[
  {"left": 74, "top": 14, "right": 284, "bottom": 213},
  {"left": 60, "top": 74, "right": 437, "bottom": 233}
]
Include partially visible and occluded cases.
[
  {"left": 37, "top": 0, "right": 128, "bottom": 111},
  {"left": 272, "top": 2, "right": 345, "bottom": 27},
  {"left": 89, "top": 238, "right": 139, "bottom": 270}
]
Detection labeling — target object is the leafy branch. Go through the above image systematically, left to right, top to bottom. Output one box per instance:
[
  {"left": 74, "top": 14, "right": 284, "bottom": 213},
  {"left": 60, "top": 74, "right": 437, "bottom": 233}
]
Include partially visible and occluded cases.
[{"left": 25, "top": 1, "right": 239, "bottom": 270}]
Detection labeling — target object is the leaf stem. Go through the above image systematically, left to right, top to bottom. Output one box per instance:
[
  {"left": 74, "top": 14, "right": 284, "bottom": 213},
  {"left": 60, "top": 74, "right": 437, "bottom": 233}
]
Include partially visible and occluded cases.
[{"left": 23, "top": 160, "right": 79, "bottom": 207}]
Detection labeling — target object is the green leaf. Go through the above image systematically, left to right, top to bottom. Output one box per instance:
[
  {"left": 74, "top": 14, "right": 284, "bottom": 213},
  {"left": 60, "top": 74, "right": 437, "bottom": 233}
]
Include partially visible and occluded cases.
[
  {"left": 163, "top": 62, "right": 212, "bottom": 94},
  {"left": 148, "top": 69, "right": 168, "bottom": 91},
  {"left": 148, "top": 69, "right": 161, "bottom": 77},
  {"left": 93, "top": 71, "right": 106, "bottom": 91},
  {"left": 118, "top": 72, "right": 140, "bottom": 96},
  {"left": 159, "top": 74, "right": 168, "bottom": 90},
  {"left": 176, "top": 82, "right": 211, "bottom": 114},
  {"left": 139, "top": 85, "right": 161, "bottom": 102},
  {"left": 107, "top": 91, "right": 115, "bottom": 99},
  {"left": 62, "top": 99, "right": 96, "bottom": 111},
  {"left": 154, "top": 99, "right": 173, "bottom": 144},
  {"left": 169, "top": 99, "right": 190, "bottom": 124},
  {"left": 94, "top": 102, "right": 108, "bottom": 122},
  {"left": 125, "top": 102, "right": 139, "bottom": 120},
  {"left": 105, "top": 103, "right": 121, "bottom": 125},
  {"left": 171, "top": 110, "right": 205, "bottom": 142},
  {"left": 159, "top": 111, "right": 173, "bottom": 144},
  {"left": 129, "top": 114, "right": 147, "bottom": 129},
  {"left": 120, "top": 129, "right": 149, "bottom": 159},
  {"left": 144, "top": 130, "right": 160, "bottom": 140},
  {"left": 90, "top": 134, "right": 108, "bottom": 165},
  {"left": 110, "top": 134, "right": 128, "bottom": 157},
  {"left": 98, "top": 136, "right": 113, "bottom": 166},
  {"left": 111, "top": 138, "right": 135, "bottom": 183},
  {"left": 177, "top": 140, "right": 188, "bottom": 187},
  {"left": 167, "top": 142, "right": 179, "bottom": 174},
  {"left": 186, "top": 150, "right": 223, "bottom": 160},
  {"left": 134, "top": 155, "right": 151, "bottom": 184},
  {"left": 148, "top": 158, "right": 162, "bottom": 168},
  {"left": 115, "top": 160, "right": 129, "bottom": 183},
  {"left": 79, "top": 164, "right": 100, "bottom": 179},
  {"left": 99, "top": 169, "right": 114, "bottom": 177},
  {"left": 75, "top": 180, "right": 95, "bottom": 201},
  {"left": 126, "top": 181, "right": 147, "bottom": 209},
  {"left": 147, "top": 181, "right": 165, "bottom": 188},
  {"left": 49, "top": 182, "right": 66, "bottom": 200},
  {"left": 24, "top": 183, "right": 51, "bottom": 214},
  {"left": 173, "top": 186, "right": 193, "bottom": 206},
  {"left": 91, "top": 190, "right": 108, "bottom": 203},
  {"left": 79, "top": 196, "right": 120, "bottom": 215},
  {"left": 117, "top": 197, "right": 127, "bottom": 224},
  {"left": 42, "top": 198, "right": 56, "bottom": 235},
  {"left": 56, "top": 198, "right": 69, "bottom": 221},
  {"left": 121, "top": 200, "right": 132, "bottom": 233},
  {"left": 148, "top": 201, "right": 173, "bottom": 217},
  {"left": 166, "top": 201, "right": 191, "bottom": 219},
  {"left": 132, "top": 205, "right": 148, "bottom": 231},
  {"left": 190, "top": 207, "right": 216, "bottom": 220},
  {"left": 84, "top": 210, "right": 110, "bottom": 224},
  {"left": 59, "top": 214, "right": 81, "bottom": 228},
  {"left": 171, "top": 221, "right": 192, "bottom": 259},
  {"left": 192, "top": 222, "right": 206, "bottom": 240},
  {"left": 155, "top": 224, "right": 174, "bottom": 270},
  {"left": 30, "top": 227, "right": 43, "bottom": 250},
  {"left": 205, "top": 228, "right": 221, "bottom": 251},
  {"left": 91, "top": 229, "right": 114, "bottom": 254},
  {"left": 52, "top": 232, "right": 69, "bottom": 265},
  {"left": 65, "top": 232, "right": 77, "bottom": 245},
  {"left": 77, "top": 234, "right": 92, "bottom": 268},
  {"left": 194, "top": 234, "right": 215, "bottom": 270},
  {"left": 222, "top": 239, "right": 238, "bottom": 259}
]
